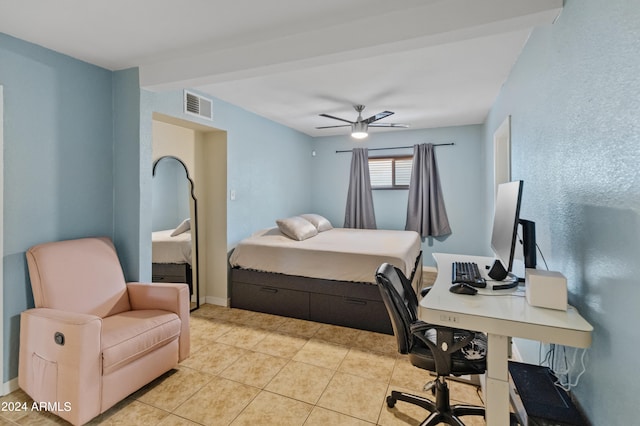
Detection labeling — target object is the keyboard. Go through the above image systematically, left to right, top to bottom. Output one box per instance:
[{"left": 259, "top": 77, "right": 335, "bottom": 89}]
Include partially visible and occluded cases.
[{"left": 452, "top": 262, "right": 487, "bottom": 288}]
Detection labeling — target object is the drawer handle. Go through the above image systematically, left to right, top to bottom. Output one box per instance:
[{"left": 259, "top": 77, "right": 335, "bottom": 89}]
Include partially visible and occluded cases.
[
  {"left": 260, "top": 287, "right": 278, "bottom": 294},
  {"left": 345, "top": 298, "right": 366, "bottom": 306}
]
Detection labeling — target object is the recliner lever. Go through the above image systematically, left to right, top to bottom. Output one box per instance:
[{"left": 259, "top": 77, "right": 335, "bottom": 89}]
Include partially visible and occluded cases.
[{"left": 54, "top": 332, "right": 65, "bottom": 346}]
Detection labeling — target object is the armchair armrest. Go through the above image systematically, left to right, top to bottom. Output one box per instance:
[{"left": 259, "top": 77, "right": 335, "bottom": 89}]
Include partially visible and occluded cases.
[
  {"left": 127, "top": 282, "right": 190, "bottom": 361},
  {"left": 19, "top": 308, "right": 102, "bottom": 425}
]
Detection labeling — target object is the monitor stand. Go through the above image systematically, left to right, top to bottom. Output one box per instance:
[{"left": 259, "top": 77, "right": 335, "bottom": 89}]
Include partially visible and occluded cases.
[{"left": 491, "top": 273, "right": 519, "bottom": 290}]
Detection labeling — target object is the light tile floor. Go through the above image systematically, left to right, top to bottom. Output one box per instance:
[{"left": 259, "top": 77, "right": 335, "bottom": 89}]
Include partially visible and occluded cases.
[{"left": 0, "top": 302, "right": 487, "bottom": 426}]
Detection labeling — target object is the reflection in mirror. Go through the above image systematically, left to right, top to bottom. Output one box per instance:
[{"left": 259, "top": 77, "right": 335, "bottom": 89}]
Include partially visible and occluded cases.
[{"left": 151, "top": 156, "right": 199, "bottom": 311}]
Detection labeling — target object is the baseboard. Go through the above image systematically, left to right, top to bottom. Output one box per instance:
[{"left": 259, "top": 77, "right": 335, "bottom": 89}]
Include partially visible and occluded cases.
[
  {"left": 421, "top": 266, "right": 438, "bottom": 288},
  {"left": 204, "top": 296, "right": 227, "bottom": 307},
  {"left": 2, "top": 377, "right": 19, "bottom": 396}
]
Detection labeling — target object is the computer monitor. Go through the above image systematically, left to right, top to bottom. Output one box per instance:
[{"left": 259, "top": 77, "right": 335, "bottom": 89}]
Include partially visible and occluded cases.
[{"left": 490, "top": 180, "right": 523, "bottom": 280}]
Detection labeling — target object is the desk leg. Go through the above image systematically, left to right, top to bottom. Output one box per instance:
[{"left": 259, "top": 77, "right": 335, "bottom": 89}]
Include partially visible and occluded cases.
[{"left": 486, "top": 333, "right": 510, "bottom": 426}]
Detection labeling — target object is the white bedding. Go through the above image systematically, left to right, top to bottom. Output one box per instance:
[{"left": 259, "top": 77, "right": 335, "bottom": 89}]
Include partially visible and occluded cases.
[
  {"left": 229, "top": 227, "right": 421, "bottom": 283},
  {"left": 152, "top": 229, "right": 192, "bottom": 265}
]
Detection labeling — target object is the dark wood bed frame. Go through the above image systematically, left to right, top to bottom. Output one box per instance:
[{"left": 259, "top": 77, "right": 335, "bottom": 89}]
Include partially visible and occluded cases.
[
  {"left": 229, "top": 251, "right": 422, "bottom": 335},
  {"left": 152, "top": 262, "right": 193, "bottom": 295}
]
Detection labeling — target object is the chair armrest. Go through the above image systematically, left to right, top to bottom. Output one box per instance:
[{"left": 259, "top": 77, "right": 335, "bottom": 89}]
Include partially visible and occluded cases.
[
  {"left": 127, "top": 282, "right": 190, "bottom": 361},
  {"left": 127, "top": 282, "right": 189, "bottom": 312},
  {"left": 21, "top": 307, "right": 102, "bottom": 326},
  {"left": 19, "top": 308, "right": 103, "bottom": 425},
  {"left": 410, "top": 320, "right": 476, "bottom": 377},
  {"left": 410, "top": 320, "right": 434, "bottom": 335},
  {"left": 410, "top": 321, "right": 474, "bottom": 354}
]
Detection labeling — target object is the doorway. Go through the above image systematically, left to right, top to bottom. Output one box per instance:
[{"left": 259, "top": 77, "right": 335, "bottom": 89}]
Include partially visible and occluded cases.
[{"left": 151, "top": 113, "right": 228, "bottom": 307}]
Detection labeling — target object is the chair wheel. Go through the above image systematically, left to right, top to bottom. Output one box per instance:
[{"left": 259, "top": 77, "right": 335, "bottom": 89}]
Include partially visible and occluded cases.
[{"left": 386, "top": 396, "right": 396, "bottom": 408}]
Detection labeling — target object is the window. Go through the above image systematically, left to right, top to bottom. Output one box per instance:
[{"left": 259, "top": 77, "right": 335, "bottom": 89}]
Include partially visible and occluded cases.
[{"left": 368, "top": 155, "right": 413, "bottom": 189}]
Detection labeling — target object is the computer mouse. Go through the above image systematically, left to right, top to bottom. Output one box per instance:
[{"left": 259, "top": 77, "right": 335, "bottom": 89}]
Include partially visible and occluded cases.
[{"left": 449, "top": 283, "right": 478, "bottom": 295}]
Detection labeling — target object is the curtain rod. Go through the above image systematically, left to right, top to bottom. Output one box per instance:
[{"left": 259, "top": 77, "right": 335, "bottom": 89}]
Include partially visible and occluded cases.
[{"left": 335, "top": 143, "right": 454, "bottom": 153}]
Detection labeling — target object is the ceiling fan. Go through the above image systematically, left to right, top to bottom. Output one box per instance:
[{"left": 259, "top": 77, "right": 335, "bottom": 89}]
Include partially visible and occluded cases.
[{"left": 316, "top": 105, "right": 409, "bottom": 139}]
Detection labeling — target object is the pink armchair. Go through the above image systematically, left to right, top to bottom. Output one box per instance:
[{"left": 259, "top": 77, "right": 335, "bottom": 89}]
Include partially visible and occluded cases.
[{"left": 19, "top": 237, "right": 190, "bottom": 425}]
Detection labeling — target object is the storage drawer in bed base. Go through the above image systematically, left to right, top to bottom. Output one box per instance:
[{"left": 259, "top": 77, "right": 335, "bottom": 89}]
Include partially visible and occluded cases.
[
  {"left": 229, "top": 251, "right": 422, "bottom": 335},
  {"left": 230, "top": 269, "right": 396, "bottom": 334},
  {"left": 231, "top": 281, "right": 309, "bottom": 319},
  {"left": 309, "top": 293, "right": 392, "bottom": 334}
]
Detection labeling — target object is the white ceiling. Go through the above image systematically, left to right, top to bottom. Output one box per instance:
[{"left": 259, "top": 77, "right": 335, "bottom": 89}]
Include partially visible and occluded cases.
[{"left": 0, "top": 0, "right": 562, "bottom": 137}]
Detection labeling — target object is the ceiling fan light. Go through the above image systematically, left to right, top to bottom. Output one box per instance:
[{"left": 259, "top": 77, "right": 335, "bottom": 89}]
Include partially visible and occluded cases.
[
  {"left": 351, "top": 122, "right": 368, "bottom": 139},
  {"left": 351, "top": 131, "right": 368, "bottom": 139}
]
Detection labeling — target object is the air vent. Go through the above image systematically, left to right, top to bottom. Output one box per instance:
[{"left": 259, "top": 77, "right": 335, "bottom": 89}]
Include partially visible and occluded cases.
[{"left": 184, "top": 90, "right": 213, "bottom": 120}]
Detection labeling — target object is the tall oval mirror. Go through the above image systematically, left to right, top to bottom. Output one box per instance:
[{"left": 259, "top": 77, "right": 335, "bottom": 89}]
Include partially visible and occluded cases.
[{"left": 151, "top": 156, "right": 199, "bottom": 311}]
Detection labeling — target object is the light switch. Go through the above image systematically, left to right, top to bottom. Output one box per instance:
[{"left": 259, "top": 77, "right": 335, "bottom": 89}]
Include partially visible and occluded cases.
[{"left": 230, "top": 189, "right": 236, "bottom": 201}]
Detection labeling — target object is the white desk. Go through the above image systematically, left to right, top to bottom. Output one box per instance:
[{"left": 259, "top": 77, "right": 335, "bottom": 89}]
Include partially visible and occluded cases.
[{"left": 420, "top": 253, "right": 593, "bottom": 426}]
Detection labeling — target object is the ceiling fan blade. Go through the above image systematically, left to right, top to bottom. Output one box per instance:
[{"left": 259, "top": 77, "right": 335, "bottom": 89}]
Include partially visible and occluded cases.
[
  {"left": 364, "top": 111, "right": 394, "bottom": 124},
  {"left": 319, "top": 113, "right": 354, "bottom": 124},
  {"left": 368, "top": 123, "right": 410, "bottom": 128},
  {"left": 315, "top": 124, "right": 352, "bottom": 129}
]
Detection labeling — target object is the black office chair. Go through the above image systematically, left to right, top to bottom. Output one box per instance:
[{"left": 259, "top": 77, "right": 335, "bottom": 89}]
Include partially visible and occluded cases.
[{"left": 375, "top": 263, "right": 489, "bottom": 426}]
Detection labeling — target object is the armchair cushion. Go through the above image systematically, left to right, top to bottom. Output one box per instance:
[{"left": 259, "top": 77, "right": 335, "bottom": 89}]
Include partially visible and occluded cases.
[
  {"left": 26, "top": 237, "right": 131, "bottom": 317},
  {"left": 101, "top": 310, "right": 181, "bottom": 375}
]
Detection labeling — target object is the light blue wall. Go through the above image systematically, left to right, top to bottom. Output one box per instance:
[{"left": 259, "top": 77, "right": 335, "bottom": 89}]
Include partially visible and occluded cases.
[
  {"left": 484, "top": 0, "right": 640, "bottom": 423},
  {"left": 0, "top": 33, "right": 115, "bottom": 380},
  {"left": 0, "top": 35, "right": 314, "bottom": 381},
  {"left": 113, "top": 68, "right": 142, "bottom": 282},
  {"left": 139, "top": 90, "right": 314, "bottom": 280},
  {"left": 310, "top": 126, "right": 488, "bottom": 266}
]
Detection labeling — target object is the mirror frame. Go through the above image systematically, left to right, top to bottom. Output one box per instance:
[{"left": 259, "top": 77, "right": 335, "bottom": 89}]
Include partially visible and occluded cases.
[{"left": 152, "top": 155, "right": 200, "bottom": 311}]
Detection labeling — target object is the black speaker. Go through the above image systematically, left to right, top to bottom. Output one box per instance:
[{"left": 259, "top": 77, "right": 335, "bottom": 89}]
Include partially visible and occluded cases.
[{"left": 488, "top": 259, "right": 508, "bottom": 280}]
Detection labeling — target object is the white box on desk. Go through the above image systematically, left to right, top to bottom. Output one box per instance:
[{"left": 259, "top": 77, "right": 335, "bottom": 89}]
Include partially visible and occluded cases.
[{"left": 525, "top": 269, "right": 567, "bottom": 311}]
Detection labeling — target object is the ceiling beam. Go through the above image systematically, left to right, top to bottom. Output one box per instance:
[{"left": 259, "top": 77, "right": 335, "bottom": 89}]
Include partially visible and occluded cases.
[{"left": 140, "top": 0, "right": 562, "bottom": 91}]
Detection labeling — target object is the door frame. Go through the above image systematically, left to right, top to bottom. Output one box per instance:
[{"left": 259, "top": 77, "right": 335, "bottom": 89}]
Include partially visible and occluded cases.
[{"left": 493, "top": 115, "right": 512, "bottom": 197}]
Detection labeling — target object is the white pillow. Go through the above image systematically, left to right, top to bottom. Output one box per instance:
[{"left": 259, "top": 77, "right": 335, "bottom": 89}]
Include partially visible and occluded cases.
[
  {"left": 300, "top": 214, "right": 333, "bottom": 232},
  {"left": 276, "top": 216, "right": 318, "bottom": 241},
  {"left": 170, "top": 218, "right": 191, "bottom": 236}
]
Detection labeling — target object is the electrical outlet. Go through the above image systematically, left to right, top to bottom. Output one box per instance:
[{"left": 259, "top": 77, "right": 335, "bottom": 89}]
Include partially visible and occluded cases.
[{"left": 439, "top": 314, "right": 459, "bottom": 323}]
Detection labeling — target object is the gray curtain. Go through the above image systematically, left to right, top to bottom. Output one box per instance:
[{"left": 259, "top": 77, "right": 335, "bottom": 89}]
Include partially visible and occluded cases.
[
  {"left": 405, "top": 143, "right": 451, "bottom": 237},
  {"left": 344, "top": 148, "right": 377, "bottom": 229}
]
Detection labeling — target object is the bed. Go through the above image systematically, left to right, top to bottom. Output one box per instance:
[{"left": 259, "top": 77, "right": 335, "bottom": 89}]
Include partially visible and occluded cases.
[
  {"left": 229, "top": 221, "right": 423, "bottom": 334},
  {"left": 151, "top": 226, "right": 193, "bottom": 292}
]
